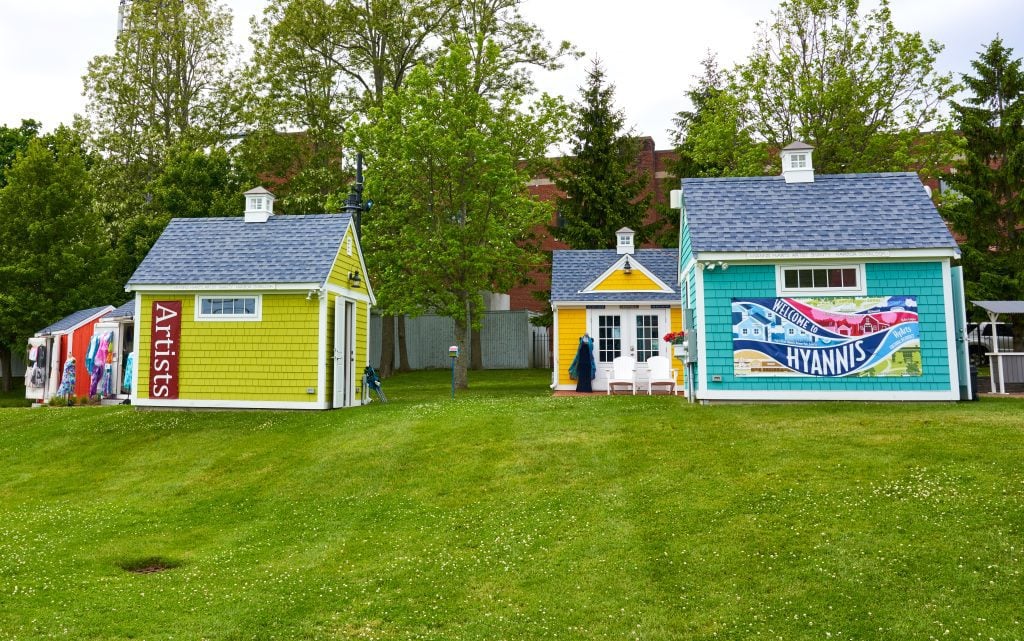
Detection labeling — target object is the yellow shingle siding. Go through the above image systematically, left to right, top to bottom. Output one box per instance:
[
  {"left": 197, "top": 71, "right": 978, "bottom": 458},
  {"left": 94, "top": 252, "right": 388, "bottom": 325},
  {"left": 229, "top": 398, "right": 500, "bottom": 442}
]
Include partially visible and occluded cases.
[
  {"left": 327, "top": 227, "right": 364, "bottom": 291},
  {"left": 592, "top": 270, "right": 663, "bottom": 291},
  {"left": 137, "top": 293, "right": 320, "bottom": 402},
  {"left": 670, "top": 307, "right": 684, "bottom": 385},
  {"left": 556, "top": 308, "right": 587, "bottom": 386}
]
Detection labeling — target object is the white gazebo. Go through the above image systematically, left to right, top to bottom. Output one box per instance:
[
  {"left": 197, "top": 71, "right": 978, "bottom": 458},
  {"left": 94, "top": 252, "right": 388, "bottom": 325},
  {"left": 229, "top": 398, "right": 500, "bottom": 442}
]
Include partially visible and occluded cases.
[{"left": 973, "top": 301, "right": 1024, "bottom": 394}]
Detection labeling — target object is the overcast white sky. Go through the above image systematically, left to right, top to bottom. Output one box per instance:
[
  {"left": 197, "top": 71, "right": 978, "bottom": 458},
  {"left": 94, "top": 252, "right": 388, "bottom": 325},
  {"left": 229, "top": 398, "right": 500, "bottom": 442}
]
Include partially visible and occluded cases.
[{"left": 0, "top": 0, "right": 1021, "bottom": 149}]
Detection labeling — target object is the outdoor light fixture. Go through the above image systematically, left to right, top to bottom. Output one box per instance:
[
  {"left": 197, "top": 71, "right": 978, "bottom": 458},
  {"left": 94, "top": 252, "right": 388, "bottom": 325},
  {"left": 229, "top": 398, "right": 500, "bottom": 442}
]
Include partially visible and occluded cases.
[
  {"left": 623, "top": 257, "right": 632, "bottom": 275},
  {"left": 348, "top": 271, "right": 362, "bottom": 288}
]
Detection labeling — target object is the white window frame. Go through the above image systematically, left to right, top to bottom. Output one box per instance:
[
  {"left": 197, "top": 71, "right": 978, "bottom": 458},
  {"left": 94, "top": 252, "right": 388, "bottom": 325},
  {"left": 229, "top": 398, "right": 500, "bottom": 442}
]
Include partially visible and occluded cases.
[
  {"left": 791, "top": 153, "right": 807, "bottom": 169},
  {"left": 776, "top": 264, "right": 866, "bottom": 297},
  {"left": 195, "top": 294, "right": 262, "bottom": 321}
]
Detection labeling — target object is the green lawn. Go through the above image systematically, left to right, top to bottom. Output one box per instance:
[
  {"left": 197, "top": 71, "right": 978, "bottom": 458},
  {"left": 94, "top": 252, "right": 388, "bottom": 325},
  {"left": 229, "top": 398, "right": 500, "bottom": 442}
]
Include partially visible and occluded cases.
[
  {"left": 1, "top": 369, "right": 1022, "bottom": 640},
  {"left": 0, "top": 384, "right": 30, "bottom": 408}
]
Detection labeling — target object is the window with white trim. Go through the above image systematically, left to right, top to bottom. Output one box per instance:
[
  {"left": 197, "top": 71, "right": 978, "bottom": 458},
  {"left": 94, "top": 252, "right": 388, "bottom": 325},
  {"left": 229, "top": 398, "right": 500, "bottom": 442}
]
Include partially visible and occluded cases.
[
  {"left": 791, "top": 153, "right": 807, "bottom": 169},
  {"left": 778, "top": 265, "right": 865, "bottom": 296},
  {"left": 196, "top": 295, "right": 262, "bottom": 321}
]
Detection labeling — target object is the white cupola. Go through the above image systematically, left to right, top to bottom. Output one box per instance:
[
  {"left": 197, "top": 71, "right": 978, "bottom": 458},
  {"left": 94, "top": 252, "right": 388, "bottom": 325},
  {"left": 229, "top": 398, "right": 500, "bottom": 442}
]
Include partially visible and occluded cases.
[
  {"left": 780, "top": 141, "right": 815, "bottom": 184},
  {"left": 244, "top": 186, "right": 275, "bottom": 223},
  {"left": 616, "top": 227, "right": 635, "bottom": 255}
]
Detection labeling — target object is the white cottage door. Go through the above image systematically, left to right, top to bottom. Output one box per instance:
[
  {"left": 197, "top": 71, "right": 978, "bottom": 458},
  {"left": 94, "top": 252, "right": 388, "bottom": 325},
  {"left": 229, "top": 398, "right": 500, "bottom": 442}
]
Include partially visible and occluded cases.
[
  {"left": 333, "top": 298, "right": 356, "bottom": 407},
  {"left": 588, "top": 308, "right": 670, "bottom": 391}
]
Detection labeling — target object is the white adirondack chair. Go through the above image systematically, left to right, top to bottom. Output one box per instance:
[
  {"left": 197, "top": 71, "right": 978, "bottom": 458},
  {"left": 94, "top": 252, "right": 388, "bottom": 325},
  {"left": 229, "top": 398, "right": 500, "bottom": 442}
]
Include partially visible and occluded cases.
[
  {"left": 606, "top": 355, "right": 637, "bottom": 395},
  {"left": 646, "top": 355, "right": 678, "bottom": 395}
]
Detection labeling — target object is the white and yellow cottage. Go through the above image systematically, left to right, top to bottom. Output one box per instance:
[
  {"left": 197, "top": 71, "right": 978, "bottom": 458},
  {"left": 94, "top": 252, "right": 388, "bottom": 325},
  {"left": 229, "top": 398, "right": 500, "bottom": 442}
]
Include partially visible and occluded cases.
[
  {"left": 125, "top": 187, "right": 375, "bottom": 409},
  {"left": 551, "top": 228, "right": 683, "bottom": 392}
]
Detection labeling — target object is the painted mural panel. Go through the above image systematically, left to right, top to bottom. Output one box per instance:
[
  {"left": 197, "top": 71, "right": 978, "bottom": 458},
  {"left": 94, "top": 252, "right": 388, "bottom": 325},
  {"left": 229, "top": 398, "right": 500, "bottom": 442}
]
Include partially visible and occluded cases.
[{"left": 732, "top": 297, "right": 921, "bottom": 377}]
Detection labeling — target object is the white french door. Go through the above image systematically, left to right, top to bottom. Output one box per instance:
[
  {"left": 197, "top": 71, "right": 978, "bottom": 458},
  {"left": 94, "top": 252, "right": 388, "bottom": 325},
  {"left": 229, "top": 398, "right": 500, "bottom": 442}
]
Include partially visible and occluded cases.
[
  {"left": 333, "top": 298, "right": 356, "bottom": 407},
  {"left": 587, "top": 308, "right": 670, "bottom": 390}
]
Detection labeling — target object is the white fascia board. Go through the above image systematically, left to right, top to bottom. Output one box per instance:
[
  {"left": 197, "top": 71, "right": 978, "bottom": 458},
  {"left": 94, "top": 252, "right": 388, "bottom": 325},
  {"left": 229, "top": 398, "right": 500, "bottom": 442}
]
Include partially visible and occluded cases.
[
  {"left": 693, "top": 248, "right": 959, "bottom": 263},
  {"left": 581, "top": 255, "right": 675, "bottom": 294},
  {"left": 126, "top": 283, "right": 321, "bottom": 293},
  {"left": 323, "top": 283, "right": 372, "bottom": 304},
  {"left": 551, "top": 300, "right": 681, "bottom": 307},
  {"left": 696, "top": 389, "right": 959, "bottom": 402},
  {"left": 132, "top": 398, "right": 332, "bottom": 410}
]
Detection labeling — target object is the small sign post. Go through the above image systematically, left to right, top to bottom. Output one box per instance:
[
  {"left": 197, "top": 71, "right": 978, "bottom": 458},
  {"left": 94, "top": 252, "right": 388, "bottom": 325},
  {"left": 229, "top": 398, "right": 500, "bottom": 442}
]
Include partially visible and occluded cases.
[{"left": 448, "top": 345, "right": 459, "bottom": 398}]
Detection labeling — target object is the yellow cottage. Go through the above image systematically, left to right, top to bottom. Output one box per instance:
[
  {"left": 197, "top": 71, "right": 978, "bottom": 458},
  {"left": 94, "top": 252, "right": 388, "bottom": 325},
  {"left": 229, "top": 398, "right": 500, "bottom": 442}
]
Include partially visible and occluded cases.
[
  {"left": 125, "top": 187, "right": 375, "bottom": 409},
  {"left": 551, "top": 228, "right": 683, "bottom": 392}
]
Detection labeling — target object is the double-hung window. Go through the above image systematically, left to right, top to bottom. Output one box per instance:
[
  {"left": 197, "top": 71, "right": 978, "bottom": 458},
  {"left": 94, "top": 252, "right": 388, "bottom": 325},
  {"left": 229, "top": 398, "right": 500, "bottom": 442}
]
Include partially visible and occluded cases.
[{"left": 195, "top": 295, "right": 262, "bottom": 321}]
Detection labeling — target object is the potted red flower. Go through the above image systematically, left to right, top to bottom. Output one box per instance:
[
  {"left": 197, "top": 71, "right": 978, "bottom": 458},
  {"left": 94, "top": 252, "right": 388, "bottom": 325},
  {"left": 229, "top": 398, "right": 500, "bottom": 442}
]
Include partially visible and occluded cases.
[{"left": 663, "top": 330, "right": 687, "bottom": 358}]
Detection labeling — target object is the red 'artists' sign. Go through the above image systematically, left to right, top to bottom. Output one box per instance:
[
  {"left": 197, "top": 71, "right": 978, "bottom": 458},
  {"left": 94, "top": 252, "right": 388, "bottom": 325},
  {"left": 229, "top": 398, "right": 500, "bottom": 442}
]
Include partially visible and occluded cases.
[{"left": 149, "top": 301, "right": 181, "bottom": 399}]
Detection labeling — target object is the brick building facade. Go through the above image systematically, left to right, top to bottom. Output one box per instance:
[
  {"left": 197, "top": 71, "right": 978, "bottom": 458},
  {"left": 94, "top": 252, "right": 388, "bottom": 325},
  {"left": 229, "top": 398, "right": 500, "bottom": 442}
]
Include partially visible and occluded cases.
[{"left": 513, "top": 137, "right": 678, "bottom": 312}]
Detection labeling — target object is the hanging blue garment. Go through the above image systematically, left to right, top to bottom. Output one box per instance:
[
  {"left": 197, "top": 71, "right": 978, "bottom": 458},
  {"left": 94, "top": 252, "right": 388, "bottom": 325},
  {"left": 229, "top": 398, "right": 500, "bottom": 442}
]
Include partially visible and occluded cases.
[
  {"left": 85, "top": 335, "right": 99, "bottom": 373},
  {"left": 123, "top": 352, "right": 135, "bottom": 393},
  {"left": 56, "top": 357, "right": 76, "bottom": 398}
]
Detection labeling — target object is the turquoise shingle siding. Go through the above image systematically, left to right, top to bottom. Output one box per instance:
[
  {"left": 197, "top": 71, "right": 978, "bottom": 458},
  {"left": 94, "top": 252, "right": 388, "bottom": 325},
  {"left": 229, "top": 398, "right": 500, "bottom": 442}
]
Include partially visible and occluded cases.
[{"left": 701, "top": 262, "right": 951, "bottom": 392}]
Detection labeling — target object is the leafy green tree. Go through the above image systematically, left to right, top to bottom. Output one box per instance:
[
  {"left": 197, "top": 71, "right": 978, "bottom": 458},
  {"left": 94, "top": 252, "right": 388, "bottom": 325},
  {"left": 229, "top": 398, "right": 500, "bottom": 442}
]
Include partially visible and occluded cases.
[
  {"left": 83, "top": 0, "right": 240, "bottom": 169},
  {"left": 674, "top": 0, "right": 958, "bottom": 177},
  {"left": 942, "top": 37, "right": 1024, "bottom": 345},
  {"left": 351, "top": 41, "right": 562, "bottom": 388},
  {"left": 669, "top": 52, "right": 767, "bottom": 179},
  {"left": 552, "top": 61, "right": 651, "bottom": 250},
  {"left": 0, "top": 119, "right": 41, "bottom": 187},
  {"left": 0, "top": 129, "right": 119, "bottom": 391},
  {"left": 151, "top": 144, "right": 250, "bottom": 219}
]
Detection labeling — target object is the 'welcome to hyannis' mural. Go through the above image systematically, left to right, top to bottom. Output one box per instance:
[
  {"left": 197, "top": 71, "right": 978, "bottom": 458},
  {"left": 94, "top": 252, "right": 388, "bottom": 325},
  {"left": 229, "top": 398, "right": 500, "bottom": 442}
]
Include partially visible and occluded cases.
[{"left": 732, "top": 296, "right": 921, "bottom": 377}]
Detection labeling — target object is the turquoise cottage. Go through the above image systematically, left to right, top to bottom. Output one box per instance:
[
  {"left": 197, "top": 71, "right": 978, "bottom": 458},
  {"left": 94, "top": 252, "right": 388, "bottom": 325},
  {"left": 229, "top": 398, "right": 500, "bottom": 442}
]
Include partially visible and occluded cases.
[{"left": 677, "top": 142, "right": 970, "bottom": 401}]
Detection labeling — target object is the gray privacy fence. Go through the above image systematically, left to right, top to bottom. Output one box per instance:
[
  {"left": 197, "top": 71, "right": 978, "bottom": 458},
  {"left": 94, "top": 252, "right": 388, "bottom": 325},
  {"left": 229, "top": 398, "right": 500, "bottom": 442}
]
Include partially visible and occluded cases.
[{"left": 370, "top": 311, "right": 551, "bottom": 370}]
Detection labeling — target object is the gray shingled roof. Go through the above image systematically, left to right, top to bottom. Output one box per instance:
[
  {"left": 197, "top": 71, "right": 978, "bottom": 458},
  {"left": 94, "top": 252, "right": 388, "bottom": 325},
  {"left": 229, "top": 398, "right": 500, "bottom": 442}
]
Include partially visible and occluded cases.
[
  {"left": 681, "top": 172, "right": 959, "bottom": 253},
  {"left": 127, "top": 214, "right": 352, "bottom": 286},
  {"left": 552, "top": 249, "right": 678, "bottom": 303},
  {"left": 103, "top": 300, "right": 135, "bottom": 319},
  {"left": 36, "top": 306, "right": 112, "bottom": 335}
]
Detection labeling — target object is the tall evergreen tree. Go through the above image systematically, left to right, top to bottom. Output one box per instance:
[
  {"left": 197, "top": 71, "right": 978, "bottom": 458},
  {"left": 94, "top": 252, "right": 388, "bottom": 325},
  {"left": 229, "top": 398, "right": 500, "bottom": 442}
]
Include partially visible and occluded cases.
[
  {"left": 943, "top": 36, "right": 1024, "bottom": 345},
  {"left": 553, "top": 61, "right": 651, "bottom": 250}
]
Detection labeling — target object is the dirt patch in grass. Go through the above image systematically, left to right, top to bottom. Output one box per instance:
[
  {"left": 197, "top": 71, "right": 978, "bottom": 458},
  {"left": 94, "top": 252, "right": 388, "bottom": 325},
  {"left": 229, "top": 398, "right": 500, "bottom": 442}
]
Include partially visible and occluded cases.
[{"left": 117, "top": 556, "right": 181, "bottom": 574}]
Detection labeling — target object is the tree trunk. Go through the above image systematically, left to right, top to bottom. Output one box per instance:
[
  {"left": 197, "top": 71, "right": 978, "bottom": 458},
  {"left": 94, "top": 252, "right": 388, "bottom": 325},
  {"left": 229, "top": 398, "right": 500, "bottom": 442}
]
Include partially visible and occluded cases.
[
  {"left": 379, "top": 314, "right": 395, "bottom": 378},
  {"left": 397, "top": 315, "right": 411, "bottom": 372},
  {"left": 453, "top": 316, "right": 469, "bottom": 390},
  {"left": 470, "top": 327, "right": 484, "bottom": 370},
  {"left": 0, "top": 345, "right": 12, "bottom": 393}
]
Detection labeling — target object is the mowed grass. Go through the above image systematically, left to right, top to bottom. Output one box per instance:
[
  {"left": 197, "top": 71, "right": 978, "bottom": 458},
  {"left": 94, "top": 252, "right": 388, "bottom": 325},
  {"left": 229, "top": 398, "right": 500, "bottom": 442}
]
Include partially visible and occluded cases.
[{"left": 1, "top": 369, "right": 1022, "bottom": 640}]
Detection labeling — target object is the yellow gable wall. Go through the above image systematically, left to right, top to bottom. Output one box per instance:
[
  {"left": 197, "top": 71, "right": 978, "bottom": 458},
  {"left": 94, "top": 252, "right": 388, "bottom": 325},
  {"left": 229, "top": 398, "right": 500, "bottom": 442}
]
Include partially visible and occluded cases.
[
  {"left": 325, "top": 225, "right": 370, "bottom": 404},
  {"left": 592, "top": 269, "right": 664, "bottom": 291},
  {"left": 137, "top": 293, "right": 320, "bottom": 402}
]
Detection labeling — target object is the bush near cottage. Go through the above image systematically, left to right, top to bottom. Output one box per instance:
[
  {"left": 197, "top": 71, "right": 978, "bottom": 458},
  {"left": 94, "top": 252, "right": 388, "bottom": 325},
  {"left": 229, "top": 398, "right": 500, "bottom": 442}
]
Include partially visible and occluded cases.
[{"left": 0, "top": 369, "right": 1022, "bottom": 640}]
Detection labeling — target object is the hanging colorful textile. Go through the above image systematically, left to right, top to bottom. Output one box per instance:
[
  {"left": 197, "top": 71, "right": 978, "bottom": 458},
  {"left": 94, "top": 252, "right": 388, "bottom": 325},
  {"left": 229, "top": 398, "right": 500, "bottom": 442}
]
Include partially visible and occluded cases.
[
  {"left": 89, "top": 333, "right": 112, "bottom": 397},
  {"left": 85, "top": 335, "right": 99, "bottom": 374},
  {"left": 122, "top": 352, "right": 135, "bottom": 393},
  {"left": 56, "top": 356, "right": 76, "bottom": 398}
]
